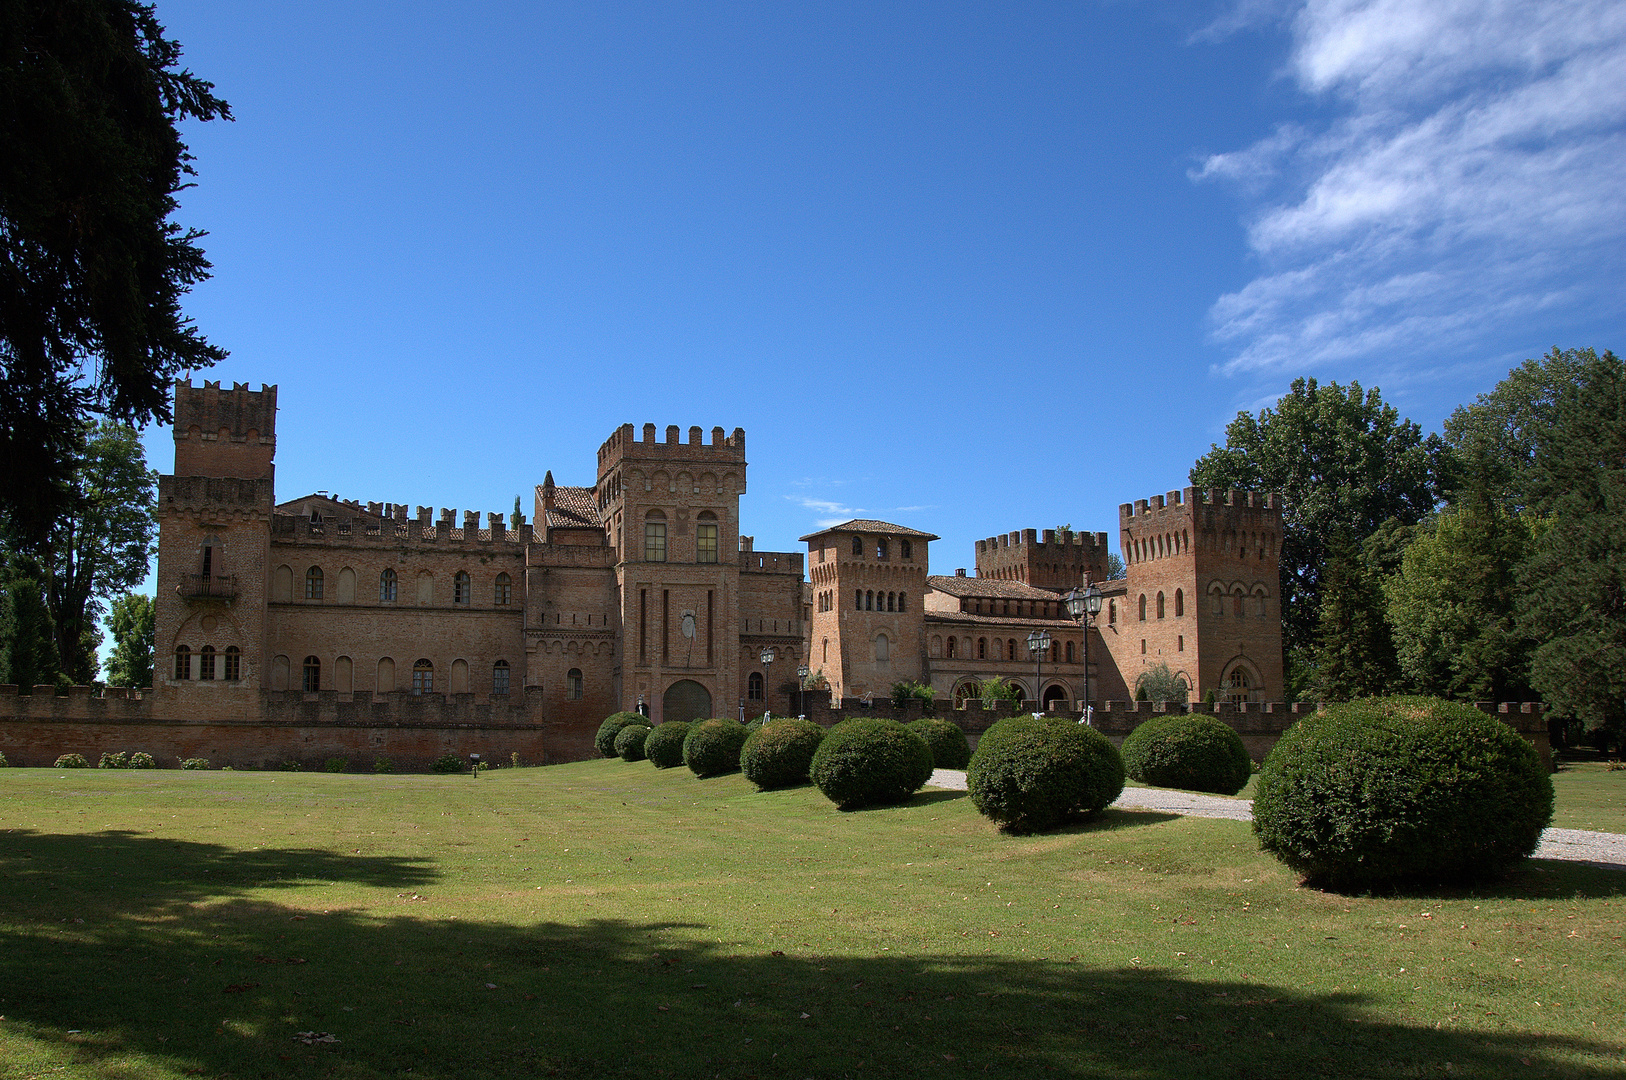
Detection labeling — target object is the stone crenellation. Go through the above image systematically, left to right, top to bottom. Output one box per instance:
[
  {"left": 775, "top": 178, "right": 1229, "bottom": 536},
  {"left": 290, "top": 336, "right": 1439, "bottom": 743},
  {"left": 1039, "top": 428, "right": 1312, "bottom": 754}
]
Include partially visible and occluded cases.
[{"left": 596, "top": 421, "right": 746, "bottom": 474}]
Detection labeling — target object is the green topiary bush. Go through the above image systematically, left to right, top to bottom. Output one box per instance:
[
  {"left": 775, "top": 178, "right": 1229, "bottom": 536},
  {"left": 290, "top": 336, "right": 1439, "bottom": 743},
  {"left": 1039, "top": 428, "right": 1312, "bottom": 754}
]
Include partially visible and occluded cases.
[
  {"left": 1253, "top": 696, "right": 1554, "bottom": 889},
  {"left": 596, "top": 712, "right": 648, "bottom": 758},
  {"left": 1120, "top": 714, "right": 1252, "bottom": 795},
  {"left": 906, "top": 717, "right": 971, "bottom": 770},
  {"left": 967, "top": 717, "right": 1125, "bottom": 834},
  {"left": 741, "top": 718, "right": 826, "bottom": 790},
  {"left": 810, "top": 718, "right": 934, "bottom": 810},
  {"left": 683, "top": 719, "right": 750, "bottom": 778},
  {"left": 645, "top": 721, "right": 692, "bottom": 769},
  {"left": 615, "top": 723, "right": 653, "bottom": 761},
  {"left": 97, "top": 751, "right": 129, "bottom": 769},
  {"left": 128, "top": 752, "right": 155, "bottom": 769},
  {"left": 54, "top": 753, "right": 89, "bottom": 768},
  {"left": 432, "top": 754, "right": 463, "bottom": 773},
  {"left": 179, "top": 757, "right": 209, "bottom": 770},
  {"left": 323, "top": 757, "right": 348, "bottom": 773}
]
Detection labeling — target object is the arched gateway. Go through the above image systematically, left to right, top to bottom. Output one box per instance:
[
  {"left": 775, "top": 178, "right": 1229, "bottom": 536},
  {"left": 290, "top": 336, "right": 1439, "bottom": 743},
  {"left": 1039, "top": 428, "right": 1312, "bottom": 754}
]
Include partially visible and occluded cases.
[{"left": 663, "top": 679, "right": 713, "bottom": 725}]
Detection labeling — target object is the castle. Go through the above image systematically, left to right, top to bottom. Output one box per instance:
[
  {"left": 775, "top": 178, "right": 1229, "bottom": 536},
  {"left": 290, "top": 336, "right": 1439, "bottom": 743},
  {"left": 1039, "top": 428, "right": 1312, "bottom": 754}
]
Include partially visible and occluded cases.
[{"left": 140, "top": 379, "right": 1284, "bottom": 763}]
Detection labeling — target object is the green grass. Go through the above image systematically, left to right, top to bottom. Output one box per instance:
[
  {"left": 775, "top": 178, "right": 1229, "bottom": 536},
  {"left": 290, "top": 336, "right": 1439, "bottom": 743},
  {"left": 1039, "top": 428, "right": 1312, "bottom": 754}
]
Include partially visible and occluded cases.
[
  {"left": 1550, "top": 761, "right": 1626, "bottom": 833},
  {"left": 1, "top": 762, "right": 1622, "bottom": 1079}
]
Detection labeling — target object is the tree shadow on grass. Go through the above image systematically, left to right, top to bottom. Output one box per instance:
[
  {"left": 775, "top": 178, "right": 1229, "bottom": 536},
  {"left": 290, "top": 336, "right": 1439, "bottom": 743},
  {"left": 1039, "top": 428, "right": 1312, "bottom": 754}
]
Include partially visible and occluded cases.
[
  {"left": 1051, "top": 807, "right": 1184, "bottom": 834},
  {"left": 1303, "top": 858, "right": 1626, "bottom": 902},
  {"left": 0, "top": 895, "right": 1620, "bottom": 1080}
]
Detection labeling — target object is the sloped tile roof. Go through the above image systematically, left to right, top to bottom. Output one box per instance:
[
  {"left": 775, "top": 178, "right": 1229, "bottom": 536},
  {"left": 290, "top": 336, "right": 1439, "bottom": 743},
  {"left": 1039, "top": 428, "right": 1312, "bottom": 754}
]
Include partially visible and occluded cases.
[
  {"left": 539, "top": 485, "right": 601, "bottom": 530},
  {"left": 799, "top": 519, "right": 940, "bottom": 541},
  {"left": 925, "top": 575, "right": 1062, "bottom": 601}
]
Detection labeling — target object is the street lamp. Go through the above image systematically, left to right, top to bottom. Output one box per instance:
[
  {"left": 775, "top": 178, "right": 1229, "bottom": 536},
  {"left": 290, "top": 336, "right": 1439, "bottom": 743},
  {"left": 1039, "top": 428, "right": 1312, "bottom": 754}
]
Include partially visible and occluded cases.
[
  {"left": 1065, "top": 583, "right": 1104, "bottom": 725},
  {"left": 1026, "top": 629, "right": 1051, "bottom": 716},
  {"left": 759, "top": 646, "right": 776, "bottom": 722},
  {"left": 796, "top": 664, "right": 810, "bottom": 719}
]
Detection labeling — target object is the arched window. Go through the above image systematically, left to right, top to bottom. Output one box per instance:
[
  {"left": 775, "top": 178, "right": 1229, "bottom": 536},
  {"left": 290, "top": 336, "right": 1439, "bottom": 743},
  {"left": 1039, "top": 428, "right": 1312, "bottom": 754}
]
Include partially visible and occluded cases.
[
  {"left": 696, "top": 512, "right": 719, "bottom": 563},
  {"left": 644, "top": 513, "right": 667, "bottom": 562},
  {"left": 852, "top": 536, "right": 863, "bottom": 557},
  {"left": 877, "top": 538, "right": 888, "bottom": 559},
  {"left": 901, "top": 539, "right": 912, "bottom": 560},
  {"left": 305, "top": 566, "right": 324, "bottom": 599},
  {"left": 380, "top": 567, "right": 397, "bottom": 602},
  {"left": 453, "top": 571, "right": 470, "bottom": 604},
  {"left": 495, "top": 572, "right": 512, "bottom": 605},
  {"left": 1211, "top": 585, "right": 1225, "bottom": 615},
  {"left": 1174, "top": 589, "right": 1184, "bottom": 617},
  {"left": 855, "top": 590, "right": 862, "bottom": 610},
  {"left": 865, "top": 590, "right": 874, "bottom": 610},
  {"left": 1256, "top": 590, "right": 1268, "bottom": 616},
  {"left": 887, "top": 591, "right": 895, "bottom": 612},
  {"left": 1233, "top": 591, "right": 1244, "bottom": 617},
  {"left": 897, "top": 592, "right": 906, "bottom": 611},
  {"left": 1156, "top": 592, "right": 1166, "bottom": 619},
  {"left": 1138, "top": 594, "right": 1147, "bottom": 621},
  {"left": 1108, "top": 599, "right": 1117, "bottom": 625},
  {"left": 874, "top": 633, "right": 890, "bottom": 662},
  {"left": 945, "top": 637, "right": 956, "bottom": 659},
  {"left": 977, "top": 637, "right": 987, "bottom": 660},
  {"left": 822, "top": 638, "right": 829, "bottom": 663},
  {"left": 1008, "top": 639, "right": 1018, "bottom": 660},
  {"left": 1065, "top": 640, "right": 1075, "bottom": 663},
  {"left": 173, "top": 644, "right": 191, "bottom": 680},
  {"left": 199, "top": 645, "right": 216, "bottom": 681},
  {"left": 223, "top": 646, "right": 241, "bottom": 680},
  {"left": 302, "top": 655, "right": 321, "bottom": 691},
  {"left": 412, "top": 659, "right": 434, "bottom": 695},
  {"left": 492, "top": 660, "right": 510, "bottom": 696},
  {"left": 567, "top": 667, "right": 583, "bottom": 700},
  {"left": 1227, "top": 667, "right": 1252, "bottom": 702},
  {"left": 747, "top": 672, "right": 764, "bottom": 700}
]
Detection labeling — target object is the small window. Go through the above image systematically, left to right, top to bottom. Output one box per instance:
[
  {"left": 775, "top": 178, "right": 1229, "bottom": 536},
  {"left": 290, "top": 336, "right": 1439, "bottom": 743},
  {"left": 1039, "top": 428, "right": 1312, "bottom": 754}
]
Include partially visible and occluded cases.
[
  {"left": 645, "top": 521, "right": 667, "bottom": 562},
  {"left": 696, "top": 521, "right": 718, "bottom": 563},
  {"left": 852, "top": 536, "right": 863, "bottom": 557},
  {"left": 877, "top": 538, "right": 888, "bottom": 559},
  {"left": 901, "top": 539, "right": 912, "bottom": 560},
  {"left": 305, "top": 566, "right": 324, "bottom": 599},
  {"left": 380, "top": 567, "right": 397, "bottom": 602},
  {"left": 453, "top": 571, "right": 471, "bottom": 605},
  {"left": 495, "top": 572, "right": 512, "bottom": 605},
  {"left": 1175, "top": 589, "right": 1184, "bottom": 617},
  {"left": 855, "top": 590, "right": 863, "bottom": 610},
  {"left": 866, "top": 590, "right": 874, "bottom": 610},
  {"left": 886, "top": 591, "right": 895, "bottom": 612},
  {"left": 897, "top": 592, "right": 906, "bottom": 612},
  {"left": 1156, "top": 592, "right": 1166, "bottom": 619},
  {"left": 1233, "top": 592, "right": 1244, "bottom": 617},
  {"left": 1256, "top": 592, "right": 1268, "bottom": 616},
  {"left": 1138, "top": 594, "right": 1147, "bottom": 621},
  {"left": 1108, "top": 599, "right": 1117, "bottom": 625},
  {"left": 874, "top": 633, "right": 889, "bottom": 662},
  {"left": 1177, "top": 635, "right": 1184, "bottom": 652},
  {"left": 945, "top": 636, "right": 957, "bottom": 659},
  {"left": 978, "top": 637, "right": 987, "bottom": 660},
  {"left": 1141, "top": 639, "right": 1147, "bottom": 654},
  {"left": 1065, "top": 640, "right": 1074, "bottom": 663},
  {"left": 174, "top": 645, "right": 191, "bottom": 681},
  {"left": 199, "top": 645, "right": 216, "bottom": 681},
  {"left": 224, "top": 646, "right": 241, "bottom": 680},
  {"left": 302, "top": 655, "right": 321, "bottom": 691},
  {"left": 412, "top": 659, "right": 434, "bottom": 695},
  {"left": 492, "top": 660, "right": 510, "bottom": 696},
  {"left": 567, "top": 668, "right": 584, "bottom": 700},
  {"left": 747, "top": 672, "right": 764, "bottom": 701}
]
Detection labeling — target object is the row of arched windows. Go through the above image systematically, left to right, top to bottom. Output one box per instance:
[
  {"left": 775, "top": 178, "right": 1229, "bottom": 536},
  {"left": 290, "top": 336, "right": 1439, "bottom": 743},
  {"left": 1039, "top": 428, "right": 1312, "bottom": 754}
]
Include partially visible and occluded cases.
[
  {"left": 1128, "top": 530, "right": 1190, "bottom": 564},
  {"left": 850, "top": 536, "right": 913, "bottom": 560},
  {"left": 288, "top": 565, "right": 514, "bottom": 606},
  {"left": 1136, "top": 589, "right": 1186, "bottom": 621},
  {"left": 855, "top": 590, "right": 907, "bottom": 612},
  {"left": 926, "top": 636, "right": 1076, "bottom": 662},
  {"left": 173, "top": 644, "right": 241, "bottom": 681},
  {"left": 259, "top": 654, "right": 515, "bottom": 695}
]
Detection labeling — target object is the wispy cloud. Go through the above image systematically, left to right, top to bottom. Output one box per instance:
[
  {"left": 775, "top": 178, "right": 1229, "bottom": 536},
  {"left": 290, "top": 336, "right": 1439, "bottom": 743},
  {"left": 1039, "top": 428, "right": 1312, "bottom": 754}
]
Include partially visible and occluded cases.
[
  {"left": 1196, "top": 0, "right": 1626, "bottom": 375},
  {"left": 784, "top": 495, "right": 936, "bottom": 530}
]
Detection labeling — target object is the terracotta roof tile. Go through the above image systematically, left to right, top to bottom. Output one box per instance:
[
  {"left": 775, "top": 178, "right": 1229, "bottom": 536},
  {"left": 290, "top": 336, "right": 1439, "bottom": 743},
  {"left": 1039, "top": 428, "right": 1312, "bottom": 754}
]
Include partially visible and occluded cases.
[
  {"left": 538, "top": 484, "right": 601, "bottom": 530},
  {"left": 799, "top": 519, "right": 940, "bottom": 541},
  {"left": 925, "top": 575, "right": 1062, "bottom": 600}
]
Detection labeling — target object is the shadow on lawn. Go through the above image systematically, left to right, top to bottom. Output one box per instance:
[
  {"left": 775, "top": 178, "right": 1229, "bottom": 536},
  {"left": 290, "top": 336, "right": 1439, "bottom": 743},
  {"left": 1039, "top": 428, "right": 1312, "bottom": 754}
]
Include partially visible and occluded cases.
[
  {"left": 2, "top": 835, "right": 1620, "bottom": 1079},
  {"left": 1308, "top": 858, "right": 1626, "bottom": 902}
]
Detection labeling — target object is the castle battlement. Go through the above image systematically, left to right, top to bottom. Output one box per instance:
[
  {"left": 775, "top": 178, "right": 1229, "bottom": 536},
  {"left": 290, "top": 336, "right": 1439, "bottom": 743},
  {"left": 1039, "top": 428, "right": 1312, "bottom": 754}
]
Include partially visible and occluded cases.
[
  {"left": 172, "top": 380, "right": 277, "bottom": 443},
  {"left": 596, "top": 421, "right": 746, "bottom": 476},
  {"left": 160, "top": 475, "right": 275, "bottom": 512},
  {"left": 1121, "top": 487, "right": 1281, "bottom": 523},
  {"left": 270, "top": 514, "right": 534, "bottom": 547},
  {"left": 976, "top": 528, "right": 1109, "bottom": 553}
]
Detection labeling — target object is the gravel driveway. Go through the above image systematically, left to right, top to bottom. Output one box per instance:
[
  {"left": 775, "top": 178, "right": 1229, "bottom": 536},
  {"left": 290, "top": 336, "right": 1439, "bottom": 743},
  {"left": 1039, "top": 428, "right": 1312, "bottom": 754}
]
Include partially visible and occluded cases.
[{"left": 926, "top": 769, "right": 1626, "bottom": 868}]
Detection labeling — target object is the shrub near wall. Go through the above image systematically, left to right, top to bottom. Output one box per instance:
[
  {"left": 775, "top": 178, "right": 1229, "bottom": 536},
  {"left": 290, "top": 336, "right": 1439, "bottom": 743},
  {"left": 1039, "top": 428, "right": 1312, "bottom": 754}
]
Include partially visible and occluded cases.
[
  {"left": 1253, "top": 696, "right": 1554, "bottom": 889},
  {"left": 596, "top": 712, "right": 648, "bottom": 758},
  {"left": 1121, "top": 714, "right": 1252, "bottom": 796},
  {"left": 967, "top": 717, "right": 1125, "bottom": 834},
  {"left": 741, "top": 718, "right": 825, "bottom": 790},
  {"left": 906, "top": 718, "right": 971, "bottom": 770},
  {"left": 683, "top": 719, "right": 750, "bottom": 778},
  {"left": 810, "top": 719, "right": 934, "bottom": 810},
  {"left": 645, "top": 721, "right": 691, "bottom": 769},
  {"left": 615, "top": 724, "right": 653, "bottom": 762},
  {"left": 54, "top": 754, "right": 89, "bottom": 768}
]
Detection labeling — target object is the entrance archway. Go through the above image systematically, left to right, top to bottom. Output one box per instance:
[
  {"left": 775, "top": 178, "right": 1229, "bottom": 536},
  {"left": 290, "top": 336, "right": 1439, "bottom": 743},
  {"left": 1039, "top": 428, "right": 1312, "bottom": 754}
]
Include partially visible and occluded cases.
[
  {"left": 663, "top": 679, "right": 713, "bottom": 725},
  {"left": 1042, "top": 684, "right": 1069, "bottom": 711}
]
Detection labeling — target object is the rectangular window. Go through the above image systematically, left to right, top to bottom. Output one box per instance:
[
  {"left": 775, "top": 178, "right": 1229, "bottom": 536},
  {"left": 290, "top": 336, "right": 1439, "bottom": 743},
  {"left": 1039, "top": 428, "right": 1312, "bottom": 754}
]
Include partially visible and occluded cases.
[
  {"left": 645, "top": 522, "right": 667, "bottom": 562},
  {"left": 696, "top": 523, "right": 718, "bottom": 563},
  {"left": 199, "top": 647, "right": 216, "bottom": 681},
  {"left": 223, "top": 647, "right": 241, "bottom": 680},
  {"left": 493, "top": 663, "right": 510, "bottom": 695}
]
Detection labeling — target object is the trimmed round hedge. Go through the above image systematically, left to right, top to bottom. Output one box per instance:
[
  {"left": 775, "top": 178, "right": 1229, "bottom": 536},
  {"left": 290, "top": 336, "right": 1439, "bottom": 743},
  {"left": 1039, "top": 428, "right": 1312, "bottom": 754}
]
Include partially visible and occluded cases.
[
  {"left": 1253, "top": 696, "right": 1554, "bottom": 889},
  {"left": 595, "top": 712, "right": 648, "bottom": 758},
  {"left": 1121, "top": 714, "right": 1252, "bottom": 795},
  {"left": 906, "top": 717, "right": 971, "bottom": 770},
  {"left": 967, "top": 717, "right": 1125, "bottom": 834},
  {"left": 741, "top": 718, "right": 826, "bottom": 790},
  {"left": 810, "top": 718, "right": 934, "bottom": 810},
  {"left": 683, "top": 719, "right": 750, "bottom": 778},
  {"left": 645, "top": 721, "right": 691, "bottom": 769},
  {"left": 615, "top": 723, "right": 653, "bottom": 761},
  {"left": 128, "top": 752, "right": 155, "bottom": 769},
  {"left": 54, "top": 753, "right": 89, "bottom": 768}
]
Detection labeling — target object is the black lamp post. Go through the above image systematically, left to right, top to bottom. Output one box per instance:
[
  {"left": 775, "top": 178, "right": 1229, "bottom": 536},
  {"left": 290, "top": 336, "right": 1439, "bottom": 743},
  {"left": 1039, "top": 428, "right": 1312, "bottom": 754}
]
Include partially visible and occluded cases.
[
  {"left": 1065, "top": 583, "right": 1104, "bottom": 725},
  {"left": 1026, "top": 628, "right": 1051, "bottom": 715},
  {"left": 759, "top": 646, "right": 776, "bottom": 721},
  {"left": 796, "top": 664, "right": 809, "bottom": 719}
]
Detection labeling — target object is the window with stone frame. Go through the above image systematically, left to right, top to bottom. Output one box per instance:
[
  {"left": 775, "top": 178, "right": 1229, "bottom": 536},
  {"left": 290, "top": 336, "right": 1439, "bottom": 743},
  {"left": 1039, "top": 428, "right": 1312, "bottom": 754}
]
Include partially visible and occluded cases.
[
  {"left": 696, "top": 515, "right": 719, "bottom": 563},
  {"left": 644, "top": 520, "right": 667, "bottom": 562},
  {"left": 305, "top": 566, "right": 323, "bottom": 599},
  {"left": 380, "top": 567, "right": 397, "bottom": 602},
  {"left": 453, "top": 571, "right": 471, "bottom": 605},
  {"left": 495, "top": 572, "right": 512, "bottom": 605},
  {"left": 174, "top": 645, "right": 191, "bottom": 680},
  {"left": 199, "top": 645, "right": 216, "bottom": 681},
  {"left": 223, "top": 646, "right": 241, "bottom": 680},
  {"left": 302, "top": 655, "right": 321, "bottom": 691},
  {"left": 412, "top": 659, "right": 434, "bottom": 695},
  {"left": 492, "top": 660, "right": 510, "bottom": 695},
  {"left": 567, "top": 667, "right": 584, "bottom": 700},
  {"left": 747, "top": 672, "right": 764, "bottom": 700}
]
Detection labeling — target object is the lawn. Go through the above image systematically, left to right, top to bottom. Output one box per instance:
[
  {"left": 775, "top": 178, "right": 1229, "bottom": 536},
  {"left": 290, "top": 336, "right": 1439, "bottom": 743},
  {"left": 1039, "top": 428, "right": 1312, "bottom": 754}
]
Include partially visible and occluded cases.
[{"left": 1, "top": 760, "right": 1622, "bottom": 1080}]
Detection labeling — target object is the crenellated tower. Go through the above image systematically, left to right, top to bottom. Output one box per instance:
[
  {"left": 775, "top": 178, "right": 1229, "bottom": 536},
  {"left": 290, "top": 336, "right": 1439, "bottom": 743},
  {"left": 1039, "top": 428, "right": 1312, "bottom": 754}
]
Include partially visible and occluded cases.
[{"left": 974, "top": 527, "right": 1110, "bottom": 590}]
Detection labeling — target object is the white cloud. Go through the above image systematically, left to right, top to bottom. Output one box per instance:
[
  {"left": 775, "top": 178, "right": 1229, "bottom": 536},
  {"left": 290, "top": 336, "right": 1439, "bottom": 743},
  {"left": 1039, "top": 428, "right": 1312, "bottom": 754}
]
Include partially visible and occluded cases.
[{"left": 1198, "top": 0, "right": 1626, "bottom": 375}]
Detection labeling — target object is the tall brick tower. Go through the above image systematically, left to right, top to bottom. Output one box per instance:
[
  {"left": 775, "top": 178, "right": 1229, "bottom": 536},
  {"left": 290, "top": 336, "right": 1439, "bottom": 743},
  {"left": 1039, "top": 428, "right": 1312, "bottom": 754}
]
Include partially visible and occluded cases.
[
  {"left": 153, "top": 381, "right": 278, "bottom": 714},
  {"left": 594, "top": 423, "right": 749, "bottom": 723},
  {"left": 1103, "top": 487, "right": 1284, "bottom": 702},
  {"left": 801, "top": 520, "right": 937, "bottom": 701},
  {"left": 974, "top": 528, "right": 1110, "bottom": 590}
]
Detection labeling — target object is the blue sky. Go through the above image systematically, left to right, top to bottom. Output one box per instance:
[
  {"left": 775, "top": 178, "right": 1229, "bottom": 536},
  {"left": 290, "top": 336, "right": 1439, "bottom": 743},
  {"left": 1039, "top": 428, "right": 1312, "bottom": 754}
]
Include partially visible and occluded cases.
[{"left": 138, "top": 0, "right": 1625, "bottom": 588}]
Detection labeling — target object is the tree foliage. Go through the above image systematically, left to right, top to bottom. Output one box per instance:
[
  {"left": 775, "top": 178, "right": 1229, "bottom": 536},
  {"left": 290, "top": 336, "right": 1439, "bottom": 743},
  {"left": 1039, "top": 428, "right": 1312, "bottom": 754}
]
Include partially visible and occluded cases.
[
  {"left": 0, "top": 0, "right": 230, "bottom": 547},
  {"left": 1190, "top": 378, "right": 1439, "bottom": 664},
  {"left": 0, "top": 552, "right": 60, "bottom": 688},
  {"left": 103, "top": 591, "right": 153, "bottom": 688},
  {"left": 1133, "top": 662, "right": 1188, "bottom": 703}
]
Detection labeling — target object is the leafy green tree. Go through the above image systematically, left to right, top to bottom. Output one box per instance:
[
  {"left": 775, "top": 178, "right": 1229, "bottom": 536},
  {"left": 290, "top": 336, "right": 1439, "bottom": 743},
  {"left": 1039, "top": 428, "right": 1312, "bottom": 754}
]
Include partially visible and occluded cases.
[
  {"left": 0, "top": 0, "right": 230, "bottom": 548},
  {"left": 1517, "top": 349, "right": 1625, "bottom": 742},
  {"left": 1190, "top": 378, "right": 1439, "bottom": 667},
  {"left": 44, "top": 422, "right": 157, "bottom": 683},
  {"left": 1313, "top": 531, "right": 1399, "bottom": 700},
  {"left": 1105, "top": 552, "right": 1125, "bottom": 580},
  {"left": 0, "top": 553, "right": 61, "bottom": 689},
  {"left": 103, "top": 591, "right": 154, "bottom": 688},
  {"left": 1134, "top": 663, "right": 1188, "bottom": 703},
  {"left": 978, "top": 678, "right": 1021, "bottom": 709}
]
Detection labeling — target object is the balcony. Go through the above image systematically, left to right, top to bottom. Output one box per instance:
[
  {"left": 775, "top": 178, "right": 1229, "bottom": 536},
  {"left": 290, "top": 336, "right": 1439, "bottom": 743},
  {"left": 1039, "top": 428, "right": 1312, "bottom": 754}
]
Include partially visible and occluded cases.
[{"left": 179, "top": 573, "right": 239, "bottom": 601}]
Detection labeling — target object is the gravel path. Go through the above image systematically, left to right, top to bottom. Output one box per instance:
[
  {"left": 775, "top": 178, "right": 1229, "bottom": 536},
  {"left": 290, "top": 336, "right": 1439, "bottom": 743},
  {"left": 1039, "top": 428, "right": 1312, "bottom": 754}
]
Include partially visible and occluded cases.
[{"left": 926, "top": 769, "right": 1626, "bottom": 868}]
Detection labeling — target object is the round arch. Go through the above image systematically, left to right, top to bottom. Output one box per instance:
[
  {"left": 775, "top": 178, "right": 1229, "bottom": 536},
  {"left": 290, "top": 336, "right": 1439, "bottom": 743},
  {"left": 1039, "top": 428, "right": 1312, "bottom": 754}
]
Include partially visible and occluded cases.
[
  {"left": 663, "top": 679, "right": 713, "bottom": 725},
  {"left": 1041, "top": 683, "right": 1070, "bottom": 710}
]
